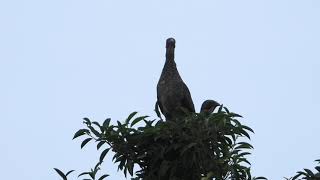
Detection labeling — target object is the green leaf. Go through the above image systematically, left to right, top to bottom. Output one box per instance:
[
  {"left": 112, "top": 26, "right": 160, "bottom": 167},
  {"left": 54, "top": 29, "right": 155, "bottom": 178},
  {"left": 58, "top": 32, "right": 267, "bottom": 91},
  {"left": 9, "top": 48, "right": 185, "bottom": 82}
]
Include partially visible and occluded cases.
[
  {"left": 218, "top": 104, "right": 223, "bottom": 112},
  {"left": 126, "top": 111, "right": 138, "bottom": 124},
  {"left": 229, "top": 112, "right": 243, "bottom": 118},
  {"left": 131, "top": 116, "right": 149, "bottom": 127},
  {"left": 83, "top": 117, "right": 91, "bottom": 125},
  {"left": 103, "top": 118, "right": 111, "bottom": 127},
  {"left": 232, "top": 118, "right": 242, "bottom": 125},
  {"left": 92, "top": 121, "right": 103, "bottom": 132},
  {"left": 92, "top": 121, "right": 100, "bottom": 127},
  {"left": 241, "top": 125, "right": 254, "bottom": 133},
  {"left": 88, "top": 126, "right": 101, "bottom": 137},
  {"left": 240, "top": 128, "right": 251, "bottom": 139},
  {"left": 73, "top": 129, "right": 90, "bottom": 139},
  {"left": 81, "top": 138, "right": 92, "bottom": 149},
  {"left": 97, "top": 141, "right": 105, "bottom": 150},
  {"left": 235, "top": 142, "right": 253, "bottom": 150},
  {"left": 180, "top": 143, "right": 197, "bottom": 155},
  {"left": 100, "top": 148, "right": 110, "bottom": 163},
  {"left": 238, "top": 152, "right": 251, "bottom": 157},
  {"left": 112, "top": 153, "right": 121, "bottom": 162},
  {"left": 119, "top": 158, "right": 127, "bottom": 172},
  {"left": 238, "top": 158, "right": 251, "bottom": 165},
  {"left": 127, "top": 160, "right": 134, "bottom": 176},
  {"left": 94, "top": 162, "right": 101, "bottom": 172},
  {"left": 53, "top": 168, "right": 67, "bottom": 180},
  {"left": 304, "top": 168, "right": 314, "bottom": 176},
  {"left": 65, "top": 170, "right": 75, "bottom": 176},
  {"left": 89, "top": 171, "right": 95, "bottom": 179},
  {"left": 296, "top": 171, "right": 308, "bottom": 176},
  {"left": 78, "top": 172, "right": 90, "bottom": 177},
  {"left": 292, "top": 173, "right": 302, "bottom": 180},
  {"left": 98, "top": 174, "right": 110, "bottom": 180},
  {"left": 253, "top": 177, "right": 268, "bottom": 180}
]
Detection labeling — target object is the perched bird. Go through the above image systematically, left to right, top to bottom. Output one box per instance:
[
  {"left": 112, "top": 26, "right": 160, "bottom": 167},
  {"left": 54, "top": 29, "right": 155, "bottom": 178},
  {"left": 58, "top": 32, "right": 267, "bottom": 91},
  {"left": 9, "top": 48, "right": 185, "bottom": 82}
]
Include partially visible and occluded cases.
[
  {"left": 157, "top": 38, "right": 195, "bottom": 121},
  {"left": 200, "top": 100, "right": 220, "bottom": 114}
]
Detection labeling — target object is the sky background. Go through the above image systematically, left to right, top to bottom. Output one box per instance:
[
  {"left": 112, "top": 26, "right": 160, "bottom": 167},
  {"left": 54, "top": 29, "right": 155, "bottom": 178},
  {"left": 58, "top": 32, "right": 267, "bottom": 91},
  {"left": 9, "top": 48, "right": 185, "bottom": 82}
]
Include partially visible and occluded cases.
[{"left": 1, "top": 0, "right": 319, "bottom": 179}]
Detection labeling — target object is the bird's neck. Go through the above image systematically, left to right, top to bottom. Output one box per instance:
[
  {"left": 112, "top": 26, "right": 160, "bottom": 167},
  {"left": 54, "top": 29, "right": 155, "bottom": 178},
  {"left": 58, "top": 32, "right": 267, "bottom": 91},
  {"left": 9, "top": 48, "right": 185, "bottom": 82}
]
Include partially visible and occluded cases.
[
  {"left": 159, "top": 47, "right": 181, "bottom": 80},
  {"left": 164, "top": 47, "right": 177, "bottom": 70},
  {"left": 160, "top": 56, "right": 180, "bottom": 80}
]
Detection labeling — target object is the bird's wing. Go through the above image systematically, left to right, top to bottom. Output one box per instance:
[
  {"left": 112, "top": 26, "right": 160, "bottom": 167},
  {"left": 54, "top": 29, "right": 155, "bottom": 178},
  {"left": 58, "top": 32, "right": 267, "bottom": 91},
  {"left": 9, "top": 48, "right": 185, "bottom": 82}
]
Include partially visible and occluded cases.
[
  {"left": 182, "top": 84, "right": 195, "bottom": 113},
  {"left": 156, "top": 94, "right": 165, "bottom": 116}
]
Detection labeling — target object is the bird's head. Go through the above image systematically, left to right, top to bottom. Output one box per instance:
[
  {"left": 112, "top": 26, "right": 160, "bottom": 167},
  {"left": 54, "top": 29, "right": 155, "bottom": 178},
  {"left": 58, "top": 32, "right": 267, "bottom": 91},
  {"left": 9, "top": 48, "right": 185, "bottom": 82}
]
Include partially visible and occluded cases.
[
  {"left": 166, "top": 38, "right": 176, "bottom": 60},
  {"left": 166, "top": 38, "right": 176, "bottom": 48},
  {"left": 200, "top": 100, "right": 220, "bottom": 114}
]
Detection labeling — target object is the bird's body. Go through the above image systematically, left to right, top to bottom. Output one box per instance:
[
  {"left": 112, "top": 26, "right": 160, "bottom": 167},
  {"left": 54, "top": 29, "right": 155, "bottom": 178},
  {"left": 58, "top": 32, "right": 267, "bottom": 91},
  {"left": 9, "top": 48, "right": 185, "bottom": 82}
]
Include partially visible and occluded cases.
[{"left": 157, "top": 38, "right": 195, "bottom": 121}]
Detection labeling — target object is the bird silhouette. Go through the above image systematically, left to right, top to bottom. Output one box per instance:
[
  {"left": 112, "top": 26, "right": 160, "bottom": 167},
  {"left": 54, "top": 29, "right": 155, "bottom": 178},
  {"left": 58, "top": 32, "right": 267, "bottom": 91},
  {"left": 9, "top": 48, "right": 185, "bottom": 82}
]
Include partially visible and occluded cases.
[
  {"left": 157, "top": 38, "right": 195, "bottom": 121},
  {"left": 200, "top": 100, "right": 220, "bottom": 114}
]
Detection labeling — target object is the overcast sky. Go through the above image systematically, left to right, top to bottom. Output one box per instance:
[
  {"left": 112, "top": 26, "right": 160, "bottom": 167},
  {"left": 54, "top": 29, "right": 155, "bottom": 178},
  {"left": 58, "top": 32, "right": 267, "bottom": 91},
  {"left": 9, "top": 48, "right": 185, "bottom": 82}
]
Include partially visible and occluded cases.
[{"left": 1, "top": 0, "right": 319, "bottom": 179}]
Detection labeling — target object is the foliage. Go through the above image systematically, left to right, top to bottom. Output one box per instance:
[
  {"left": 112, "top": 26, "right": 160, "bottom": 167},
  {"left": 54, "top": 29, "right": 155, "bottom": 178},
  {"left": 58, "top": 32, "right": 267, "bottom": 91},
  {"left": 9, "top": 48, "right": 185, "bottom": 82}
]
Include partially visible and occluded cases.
[
  {"left": 54, "top": 105, "right": 266, "bottom": 180},
  {"left": 285, "top": 159, "right": 320, "bottom": 180}
]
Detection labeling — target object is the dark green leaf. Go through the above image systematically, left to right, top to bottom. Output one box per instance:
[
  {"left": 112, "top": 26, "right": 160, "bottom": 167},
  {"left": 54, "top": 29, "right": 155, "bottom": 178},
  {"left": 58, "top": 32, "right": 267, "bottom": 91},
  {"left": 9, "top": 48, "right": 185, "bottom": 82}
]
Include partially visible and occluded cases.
[
  {"left": 126, "top": 111, "right": 138, "bottom": 124},
  {"left": 229, "top": 112, "right": 243, "bottom": 118},
  {"left": 131, "top": 116, "right": 149, "bottom": 127},
  {"left": 83, "top": 117, "right": 91, "bottom": 125},
  {"left": 103, "top": 118, "right": 111, "bottom": 127},
  {"left": 92, "top": 121, "right": 102, "bottom": 132},
  {"left": 241, "top": 125, "right": 254, "bottom": 133},
  {"left": 88, "top": 126, "right": 101, "bottom": 137},
  {"left": 240, "top": 128, "right": 251, "bottom": 139},
  {"left": 73, "top": 129, "right": 90, "bottom": 139},
  {"left": 81, "top": 138, "right": 92, "bottom": 149},
  {"left": 97, "top": 141, "right": 105, "bottom": 150},
  {"left": 235, "top": 142, "right": 253, "bottom": 149},
  {"left": 180, "top": 143, "right": 197, "bottom": 155},
  {"left": 100, "top": 148, "right": 110, "bottom": 163},
  {"left": 238, "top": 152, "right": 251, "bottom": 157},
  {"left": 238, "top": 158, "right": 251, "bottom": 165},
  {"left": 127, "top": 160, "right": 134, "bottom": 176},
  {"left": 315, "top": 166, "right": 320, "bottom": 172},
  {"left": 53, "top": 168, "right": 67, "bottom": 180},
  {"left": 304, "top": 168, "right": 314, "bottom": 176},
  {"left": 66, "top": 170, "right": 75, "bottom": 176},
  {"left": 89, "top": 171, "right": 95, "bottom": 179},
  {"left": 297, "top": 171, "right": 308, "bottom": 176},
  {"left": 78, "top": 172, "right": 90, "bottom": 177},
  {"left": 292, "top": 173, "right": 302, "bottom": 180},
  {"left": 98, "top": 174, "right": 110, "bottom": 180},
  {"left": 253, "top": 177, "right": 268, "bottom": 180}
]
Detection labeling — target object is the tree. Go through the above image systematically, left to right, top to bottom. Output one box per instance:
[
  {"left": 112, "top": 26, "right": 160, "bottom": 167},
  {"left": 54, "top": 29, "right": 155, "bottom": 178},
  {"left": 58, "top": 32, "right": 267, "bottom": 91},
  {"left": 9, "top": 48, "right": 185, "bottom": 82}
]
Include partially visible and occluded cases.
[{"left": 54, "top": 104, "right": 272, "bottom": 180}]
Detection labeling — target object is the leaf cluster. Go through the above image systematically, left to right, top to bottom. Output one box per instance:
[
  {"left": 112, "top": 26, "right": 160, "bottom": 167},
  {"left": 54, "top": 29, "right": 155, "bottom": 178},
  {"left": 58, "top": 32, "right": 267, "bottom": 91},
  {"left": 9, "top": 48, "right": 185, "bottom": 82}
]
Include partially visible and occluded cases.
[
  {"left": 55, "top": 105, "right": 265, "bottom": 180},
  {"left": 286, "top": 159, "right": 320, "bottom": 180}
]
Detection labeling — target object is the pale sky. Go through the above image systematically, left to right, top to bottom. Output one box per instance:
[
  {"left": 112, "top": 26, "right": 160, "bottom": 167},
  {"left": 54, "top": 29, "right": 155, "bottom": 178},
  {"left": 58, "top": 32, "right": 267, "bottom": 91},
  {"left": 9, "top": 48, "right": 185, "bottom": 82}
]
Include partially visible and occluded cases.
[{"left": 1, "top": 0, "right": 319, "bottom": 179}]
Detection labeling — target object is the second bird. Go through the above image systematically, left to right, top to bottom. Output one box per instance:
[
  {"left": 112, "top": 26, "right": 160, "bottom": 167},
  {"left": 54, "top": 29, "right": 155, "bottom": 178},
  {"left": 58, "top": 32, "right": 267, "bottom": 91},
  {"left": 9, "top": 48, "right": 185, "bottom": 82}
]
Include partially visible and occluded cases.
[{"left": 157, "top": 38, "right": 195, "bottom": 121}]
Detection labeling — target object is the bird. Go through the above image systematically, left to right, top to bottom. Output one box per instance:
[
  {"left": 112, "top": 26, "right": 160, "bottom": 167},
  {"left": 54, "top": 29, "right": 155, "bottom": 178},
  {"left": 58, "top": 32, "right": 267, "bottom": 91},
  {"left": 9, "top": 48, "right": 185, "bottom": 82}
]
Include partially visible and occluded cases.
[
  {"left": 156, "top": 38, "right": 195, "bottom": 121},
  {"left": 200, "top": 100, "right": 220, "bottom": 114}
]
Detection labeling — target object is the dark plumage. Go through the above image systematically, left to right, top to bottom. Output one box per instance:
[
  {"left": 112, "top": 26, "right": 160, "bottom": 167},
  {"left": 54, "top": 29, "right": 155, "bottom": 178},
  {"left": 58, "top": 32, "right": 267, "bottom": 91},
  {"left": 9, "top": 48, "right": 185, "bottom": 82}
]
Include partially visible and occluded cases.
[
  {"left": 157, "top": 38, "right": 195, "bottom": 120},
  {"left": 200, "top": 100, "right": 220, "bottom": 114}
]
